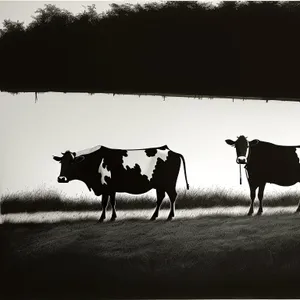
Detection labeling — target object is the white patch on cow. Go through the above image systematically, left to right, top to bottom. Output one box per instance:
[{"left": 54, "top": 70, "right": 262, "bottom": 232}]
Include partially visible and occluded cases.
[
  {"left": 76, "top": 145, "right": 101, "bottom": 157},
  {"left": 238, "top": 145, "right": 249, "bottom": 162},
  {"left": 246, "top": 145, "right": 250, "bottom": 159},
  {"left": 296, "top": 148, "right": 300, "bottom": 163},
  {"left": 122, "top": 149, "right": 169, "bottom": 180},
  {"left": 238, "top": 155, "right": 247, "bottom": 161},
  {"left": 98, "top": 160, "right": 111, "bottom": 185}
]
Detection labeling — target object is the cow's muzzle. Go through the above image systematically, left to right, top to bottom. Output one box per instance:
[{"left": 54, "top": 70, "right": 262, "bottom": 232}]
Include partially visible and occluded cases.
[
  {"left": 236, "top": 157, "right": 247, "bottom": 164},
  {"left": 58, "top": 176, "right": 69, "bottom": 183}
]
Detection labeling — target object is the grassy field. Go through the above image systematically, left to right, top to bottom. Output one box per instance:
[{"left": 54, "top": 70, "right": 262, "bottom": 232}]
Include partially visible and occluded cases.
[
  {"left": 2, "top": 187, "right": 300, "bottom": 214},
  {"left": 2, "top": 214, "right": 300, "bottom": 299}
]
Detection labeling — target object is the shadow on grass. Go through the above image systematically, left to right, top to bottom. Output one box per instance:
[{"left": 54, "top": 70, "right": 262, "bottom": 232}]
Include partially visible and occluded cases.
[{"left": 3, "top": 214, "right": 300, "bottom": 299}]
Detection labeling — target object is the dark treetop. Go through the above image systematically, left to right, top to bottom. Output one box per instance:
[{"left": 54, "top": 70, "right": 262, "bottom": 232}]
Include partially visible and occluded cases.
[{"left": 1, "top": 1, "right": 300, "bottom": 101}]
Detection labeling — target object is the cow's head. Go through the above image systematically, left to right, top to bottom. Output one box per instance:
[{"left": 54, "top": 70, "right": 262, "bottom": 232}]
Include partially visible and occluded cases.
[
  {"left": 225, "top": 136, "right": 259, "bottom": 164},
  {"left": 53, "top": 151, "right": 85, "bottom": 183}
]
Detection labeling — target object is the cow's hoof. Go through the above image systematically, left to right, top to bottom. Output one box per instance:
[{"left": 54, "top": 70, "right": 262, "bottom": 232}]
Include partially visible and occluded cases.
[
  {"left": 295, "top": 209, "right": 300, "bottom": 214},
  {"left": 257, "top": 211, "right": 263, "bottom": 216},
  {"left": 247, "top": 212, "right": 253, "bottom": 216},
  {"left": 150, "top": 216, "right": 157, "bottom": 221},
  {"left": 167, "top": 216, "right": 173, "bottom": 221},
  {"left": 110, "top": 217, "right": 116, "bottom": 222},
  {"left": 98, "top": 218, "right": 104, "bottom": 223}
]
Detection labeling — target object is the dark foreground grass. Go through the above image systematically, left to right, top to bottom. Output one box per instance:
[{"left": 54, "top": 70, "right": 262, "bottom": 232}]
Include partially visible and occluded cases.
[
  {"left": 2, "top": 188, "right": 300, "bottom": 214},
  {"left": 2, "top": 215, "right": 300, "bottom": 299}
]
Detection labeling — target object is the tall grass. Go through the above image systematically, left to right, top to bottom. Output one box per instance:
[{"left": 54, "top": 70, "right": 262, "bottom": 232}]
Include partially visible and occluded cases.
[{"left": 1, "top": 187, "right": 299, "bottom": 214}]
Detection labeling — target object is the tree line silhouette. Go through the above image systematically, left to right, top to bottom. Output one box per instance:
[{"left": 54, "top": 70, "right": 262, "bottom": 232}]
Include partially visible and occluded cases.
[{"left": 1, "top": 1, "right": 300, "bottom": 100}]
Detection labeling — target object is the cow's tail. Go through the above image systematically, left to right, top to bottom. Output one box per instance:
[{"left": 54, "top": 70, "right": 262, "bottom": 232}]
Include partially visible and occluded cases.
[{"left": 178, "top": 154, "right": 190, "bottom": 190}]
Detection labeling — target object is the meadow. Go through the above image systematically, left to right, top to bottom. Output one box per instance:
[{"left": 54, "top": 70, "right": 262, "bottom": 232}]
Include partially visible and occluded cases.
[
  {"left": 2, "top": 187, "right": 300, "bottom": 214},
  {"left": 2, "top": 188, "right": 300, "bottom": 299},
  {"left": 2, "top": 214, "right": 300, "bottom": 299}
]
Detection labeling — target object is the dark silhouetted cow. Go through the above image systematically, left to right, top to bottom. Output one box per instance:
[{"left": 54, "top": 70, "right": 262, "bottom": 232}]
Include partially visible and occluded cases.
[
  {"left": 226, "top": 135, "right": 300, "bottom": 215},
  {"left": 53, "top": 145, "right": 189, "bottom": 221}
]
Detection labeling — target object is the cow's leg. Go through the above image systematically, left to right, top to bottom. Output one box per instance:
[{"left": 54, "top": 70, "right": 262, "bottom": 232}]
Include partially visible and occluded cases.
[
  {"left": 296, "top": 181, "right": 300, "bottom": 213},
  {"left": 257, "top": 183, "right": 266, "bottom": 215},
  {"left": 248, "top": 184, "right": 258, "bottom": 216},
  {"left": 150, "top": 189, "right": 166, "bottom": 221},
  {"left": 166, "top": 189, "right": 177, "bottom": 220},
  {"left": 110, "top": 192, "right": 117, "bottom": 221},
  {"left": 99, "top": 194, "right": 109, "bottom": 222},
  {"left": 296, "top": 200, "right": 300, "bottom": 213}
]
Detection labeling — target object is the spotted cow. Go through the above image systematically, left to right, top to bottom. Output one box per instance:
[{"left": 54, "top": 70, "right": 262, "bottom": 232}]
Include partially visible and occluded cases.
[
  {"left": 226, "top": 135, "right": 300, "bottom": 215},
  {"left": 53, "top": 145, "right": 189, "bottom": 221}
]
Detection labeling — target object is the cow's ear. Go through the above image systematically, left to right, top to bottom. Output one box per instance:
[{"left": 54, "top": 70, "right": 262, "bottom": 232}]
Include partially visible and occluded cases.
[
  {"left": 225, "top": 139, "right": 235, "bottom": 146},
  {"left": 250, "top": 139, "right": 260, "bottom": 146},
  {"left": 53, "top": 156, "right": 62, "bottom": 162},
  {"left": 74, "top": 156, "right": 85, "bottom": 163}
]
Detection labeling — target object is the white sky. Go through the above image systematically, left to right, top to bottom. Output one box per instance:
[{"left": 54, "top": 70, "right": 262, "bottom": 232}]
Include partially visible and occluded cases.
[
  {"left": 1, "top": 1, "right": 300, "bottom": 200},
  {"left": 2, "top": 92, "right": 300, "bottom": 200}
]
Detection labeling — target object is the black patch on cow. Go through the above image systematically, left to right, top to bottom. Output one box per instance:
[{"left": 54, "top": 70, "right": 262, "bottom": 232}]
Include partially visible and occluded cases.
[
  {"left": 247, "top": 141, "right": 300, "bottom": 185},
  {"left": 144, "top": 145, "right": 169, "bottom": 157},
  {"left": 159, "top": 145, "right": 169, "bottom": 150},
  {"left": 101, "top": 148, "right": 127, "bottom": 172},
  {"left": 145, "top": 149, "right": 157, "bottom": 157},
  {"left": 150, "top": 150, "right": 180, "bottom": 189},
  {"left": 117, "top": 163, "right": 151, "bottom": 193},
  {"left": 125, "top": 163, "right": 141, "bottom": 173}
]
